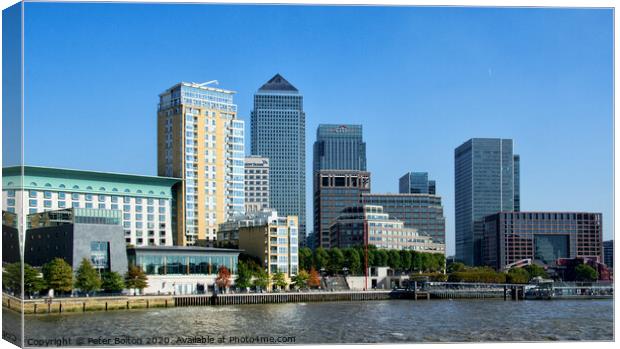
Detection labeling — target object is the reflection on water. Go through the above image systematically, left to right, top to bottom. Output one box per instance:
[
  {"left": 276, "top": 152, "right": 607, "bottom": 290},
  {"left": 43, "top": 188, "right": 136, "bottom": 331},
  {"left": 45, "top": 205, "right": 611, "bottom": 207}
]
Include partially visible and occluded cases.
[{"left": 4, "top": 299, "right": 614, "bottom": 345}]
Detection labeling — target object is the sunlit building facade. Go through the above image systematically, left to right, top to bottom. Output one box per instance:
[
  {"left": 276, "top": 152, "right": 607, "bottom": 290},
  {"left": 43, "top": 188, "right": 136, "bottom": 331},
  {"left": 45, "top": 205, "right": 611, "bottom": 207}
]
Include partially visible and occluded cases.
[{"left": 158, "top": 82, "right": 245, "bottom": 245}]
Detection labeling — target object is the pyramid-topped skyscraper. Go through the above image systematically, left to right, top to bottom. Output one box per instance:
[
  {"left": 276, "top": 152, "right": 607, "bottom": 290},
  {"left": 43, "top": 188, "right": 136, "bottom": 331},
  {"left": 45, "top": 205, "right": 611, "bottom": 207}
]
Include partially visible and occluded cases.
[{"left": 251, "top": 74, "right": 306, "bottom": 244}]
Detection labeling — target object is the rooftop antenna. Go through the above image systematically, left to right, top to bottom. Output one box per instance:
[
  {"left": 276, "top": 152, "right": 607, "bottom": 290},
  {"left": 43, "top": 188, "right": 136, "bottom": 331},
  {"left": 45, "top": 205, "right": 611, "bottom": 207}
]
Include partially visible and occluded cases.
[{"left": 194, "top": 80, "right": 219, "bottom": 87}]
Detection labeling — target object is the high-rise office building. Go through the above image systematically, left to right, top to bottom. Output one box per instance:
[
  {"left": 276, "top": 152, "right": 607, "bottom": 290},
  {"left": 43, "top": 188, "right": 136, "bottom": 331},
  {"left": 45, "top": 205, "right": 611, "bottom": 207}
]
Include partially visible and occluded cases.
[
  {"left": 251, "top": 74, "right": 306, "bottom": 238},
  {"left": 158, "top": 81, "right": 245, "bottom": 245},
  {"left": 313, "top": 124, "right": 366, "bottom": 173},
  {"left": 454, "top": 138, "right": 519, "bottom": 265},
  {"left": 514, "top": 155, "right": 520, "bottom": 211},
  {"left": 244, "top": 156, "right": 270, "bottom": 213},
  {"left": 314, "top": 170, "right": 371, "bottom": 248},
  {"left": 399, "top": 172, "right": 436, "bottom": 195}
]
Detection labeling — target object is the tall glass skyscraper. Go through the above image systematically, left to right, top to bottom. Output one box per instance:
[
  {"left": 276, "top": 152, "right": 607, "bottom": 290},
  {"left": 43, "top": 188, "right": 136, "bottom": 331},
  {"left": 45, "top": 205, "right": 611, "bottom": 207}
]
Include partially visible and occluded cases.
[
  {"left": 251, "top": 74, "right": 306, "bottom": 238},
  {"left": 158, "top": 82, "right": 245, "bottom": 245},
  {"left": 313, "top": 124, "right": 366, "bottom": 173},
  {"left": 454, "top": 138, "right": 520, "bottom": 265},
  {"left": 399, "top": 172, "right": 436, "bottom": 195}
]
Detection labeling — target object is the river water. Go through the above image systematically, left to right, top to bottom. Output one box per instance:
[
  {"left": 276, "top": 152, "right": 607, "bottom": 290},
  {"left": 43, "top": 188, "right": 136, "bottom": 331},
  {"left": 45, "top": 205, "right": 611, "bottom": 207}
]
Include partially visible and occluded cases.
[{"left": 3, "top": 299, "right": 614, "bottom": 345}]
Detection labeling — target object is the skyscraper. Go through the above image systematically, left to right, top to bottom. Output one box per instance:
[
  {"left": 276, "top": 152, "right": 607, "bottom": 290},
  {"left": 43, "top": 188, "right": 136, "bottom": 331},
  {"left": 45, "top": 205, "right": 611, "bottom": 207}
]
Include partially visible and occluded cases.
[
  {"left": 251, "top": 74, "right": 306, "bottom": 238},
  {"left": 158, "top": 81, "right": 245, "bottom": 245},
  {"left": 313, "top": 124, "right": 366, "bottom": 173},
  {"left": 454, "top": 138, "right": 519, "bottom": 265},
  {"left": 399, "top": 172, "right": 436, "bottom": 195}
]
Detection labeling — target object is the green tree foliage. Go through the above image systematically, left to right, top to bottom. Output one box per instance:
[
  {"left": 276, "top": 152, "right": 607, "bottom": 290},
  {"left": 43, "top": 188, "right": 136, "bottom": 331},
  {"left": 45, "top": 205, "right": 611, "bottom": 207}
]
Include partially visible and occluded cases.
[
  {"left": 298, "top": 247, "right": 314, "bottom": 271},
  {"left": 314, "top": 247, "right": 329, "bottom": 270},
  {"left": 327, "top": 248, "right": 345, "bottom": 274},
  {"left": 343, "top": 248, "right": 362, "bottom": 275},
  {"left": 375, "top": 250, "right": 389, "bottom": 267},
  {"left": 388, "top": 250, "right": 401, "bottom": 270},
  {"left": 400, "top": 250, "right": 412, "bottom": 271},
  {"left": 42, "top": 258, "right": 73, "bottom": 293},
  {"left": 74, "top": 258, "right": 102, "bottom": 293},
  {"left": 235, "top": 261, "right": 254, "bottom": 290},
  {"left": 447, "top": 262, "right": 466, "bottom": 273},
  {"left": 2, "top": 263, "right": 46, "bottom": 296},
  {"left": 524, "top": 264, "right": 549, "bottom": 279},
  {"left": 575, "top": 264, "right": 598, "bottom": 282},
  {"left": 124, "top": 265, "right": 148, "bottom": 291},
  {"left": 448, "top": 267, "right": 506, "bottom": 283},
  {"left": 506, "top": 268, "right": 530, "bottom": 284},
  {"left": 252, "top": 269, "right": 269, "bottom": 290},
  {"left": 292, "top": 270, "right": 310, "bottom": 289},
  {"left": 101, "top": 272, "right": 125, "bottom": 293},
  {"left": 272, "top": 272, "right": 288, "bottom": 289}
]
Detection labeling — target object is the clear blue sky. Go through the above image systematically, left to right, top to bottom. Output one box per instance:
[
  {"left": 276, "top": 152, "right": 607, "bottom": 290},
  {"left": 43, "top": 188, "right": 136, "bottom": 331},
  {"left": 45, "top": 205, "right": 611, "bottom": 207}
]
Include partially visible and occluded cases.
[{"left": 17, "top": 3, "right": 613, "bottom": 255}]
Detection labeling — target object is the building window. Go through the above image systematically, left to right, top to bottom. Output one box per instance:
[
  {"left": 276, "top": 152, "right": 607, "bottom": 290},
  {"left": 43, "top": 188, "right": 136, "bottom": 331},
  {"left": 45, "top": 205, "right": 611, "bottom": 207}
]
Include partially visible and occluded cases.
[
  {"left": 7, "top": 190, "right": 15, "bottom": 198},
  {"left": 29, "top": 190, "right": 37, "bottom": 198},
  {"left": 44, "top": 191, "right": 52, "bottom": 199},
  {"left": 58, "top": 192, "right": 66, "bottom": 200},
  {"left": 71, "top": 193, "right": 80, "bottom": 200},
  {"left": 29, "top": 199, "right": 37, "bottom": 207},
  {"left": 44, "top": 200, "right": 52, "bottom": 208},
  {"left": 58, "top": 201, "right": 66, "bottom": 208},
  {"left": 90, "top": 241, "right": 110, "bottom": 271}
]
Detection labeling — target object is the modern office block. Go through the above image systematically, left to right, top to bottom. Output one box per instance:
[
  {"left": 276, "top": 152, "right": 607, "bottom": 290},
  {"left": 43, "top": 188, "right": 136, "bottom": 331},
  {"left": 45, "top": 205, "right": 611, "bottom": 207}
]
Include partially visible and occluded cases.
[
  {"left": 251, "top": 74, "right": 306, "bottom": 239},
  {"left": 158, "top": 81, "right": 245, "bottom": 245},
  {"left": 313, "top": 124, "right": 366, "bottom": 173},
  {"left": 454, "top": 138, "right": 519, "bottom": 265},
  {"left": 514, "top": 155, "right": 521, "bottom": 212},
  {"left": 244, "top": 156, "right": 270, "bottom": 213},
  {"left": 2, "top": 166, "right": 178, "bottom": 247},
  {"left": 314, "top": 170, "right": 370, "bottom": 249},
  {"left": 399, "top": 172, "right": 436, "bottom": 195},
  {"left": 361, "top": 193, "right": 446, "bottom": 245},
  {"left": 329, "top": 205, "right": 445, "bottom": 252},
  {"left": 24, "top": 208, "right": 128, "bottom": 275},
  {"left": 218, "top": 210, "right": 299, "bottom": 279},
  {"left": 482, "top": 211, "right": 603, "bottom": 270},
  {"left": 603, "top": 240, "right": 613, "bottom": 269},
  {"left": 127, "top": 245, "right": 240, "bottom": 295}
]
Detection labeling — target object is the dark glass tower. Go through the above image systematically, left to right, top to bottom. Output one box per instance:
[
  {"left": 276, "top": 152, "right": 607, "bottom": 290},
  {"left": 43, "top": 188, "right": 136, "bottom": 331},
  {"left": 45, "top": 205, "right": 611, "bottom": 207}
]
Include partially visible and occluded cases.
[
  {"left": 251, "top": 74, "right": 306, "bottom": 238},
  {"left": 313, "top": 124, "right": 366, "bottom": 173},
  {"left": 454, "top": 138, "right": 519, "bottom": 266}
]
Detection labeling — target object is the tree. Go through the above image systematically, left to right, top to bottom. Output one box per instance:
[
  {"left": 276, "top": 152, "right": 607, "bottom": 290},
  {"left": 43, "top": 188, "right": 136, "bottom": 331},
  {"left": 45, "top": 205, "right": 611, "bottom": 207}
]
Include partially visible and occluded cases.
[
  {"left": 298, "top": 247, "right": 314, "bottom": 271},
  {"left": 314, "top": 247, "right": 329, "bottom": 270},
  {"left": 328, "top": 248, "right": 345, "bottom": 274},
  {"left": 344, "top": 248, "right": 361, "bottom": 275},
  {"left": 375, "top": 250, "right": 389, "bottom": 267},
  {"left": 388, "top": 250, "right": 402, "bottom": 270},
  {"left": 400, "top": 250, "right": 412, "bottom": 271},
  {"left": 412, "top": 251, "right": 423, "bottom": 272},
  {"left": 42, "top": 258, "right": 73, "bottom": 294},
  {"left": 74, "top": 258, "right": 102, "bottom": 293},
  {"left": 234, "top": 261, "right": 253, "bottom": 290},
  {"left": 2, "top": 262, "right": 22, "bottom": 294},
  {"left": 447, "top": 262, "right": 466, "bottom": 273},
  {"left": 524, "top": 264, "right": 549, "bottom": 279},
  {"left": 575, "top": 264, "right": 598, "bottom": 282},
  {"left": 124, "top": 265, "right": 148, "bottom": 291},
  {"left": 215, "top": 266, "right": 232, "bottom": 290},
  {"left": 307, "top": 267, "right": 321, "bottom": 288},
  {"left": 506, "top": 268, "right": 530, "bottom": 284},
  {"left": 252, "top": 269, "right": 269, "bottom": 291},
  {"left": 292, "top": 270, "right": 309, "bottom": 289},
  {"left": 101, "top": 272, "right": 125, "bottom": 293},
  {"left": 272, "top": 272, "right": 288, "bottom": 290}
]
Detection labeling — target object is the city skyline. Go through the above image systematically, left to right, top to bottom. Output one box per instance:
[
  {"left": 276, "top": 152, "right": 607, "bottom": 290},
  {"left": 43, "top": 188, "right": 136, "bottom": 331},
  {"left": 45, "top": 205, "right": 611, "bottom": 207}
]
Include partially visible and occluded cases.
[{"left": 13, "top": 4, "right": 613, "bottom": 255}]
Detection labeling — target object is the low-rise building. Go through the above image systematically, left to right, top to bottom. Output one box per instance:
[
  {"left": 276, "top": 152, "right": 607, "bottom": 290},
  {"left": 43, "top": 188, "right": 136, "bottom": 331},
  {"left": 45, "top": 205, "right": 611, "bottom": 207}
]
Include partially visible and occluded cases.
[
  {"left": 2, "top": 165, "right": 180, "bottom": 247},
  {"left": 329, "top": 205, "right": 445, "bottom": 252},
  {"left": 24, "top": 208, "right": 128, "bottom": 274},
  {"left": 218, "top": 210, "right": 299, "bottom": 278},
  {"left": 483, "top": 211, "right": 603, "bottom": 270},
  {"left": 127, "top": 245, "right": 240, "bottom": 295}
]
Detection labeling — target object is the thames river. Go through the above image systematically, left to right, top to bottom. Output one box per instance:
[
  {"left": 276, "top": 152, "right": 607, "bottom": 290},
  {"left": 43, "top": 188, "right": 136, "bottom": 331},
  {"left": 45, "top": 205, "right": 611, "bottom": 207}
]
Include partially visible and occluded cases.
[{"left": 4, "top": 299, "right": 614, "bottom": 345}]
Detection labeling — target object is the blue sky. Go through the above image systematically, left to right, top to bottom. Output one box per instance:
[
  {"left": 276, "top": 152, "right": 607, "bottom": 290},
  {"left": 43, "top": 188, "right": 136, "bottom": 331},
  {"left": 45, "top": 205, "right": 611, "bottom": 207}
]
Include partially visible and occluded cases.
[{"left": 15, "top": 3, "right": 613, "bottom": 254}]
